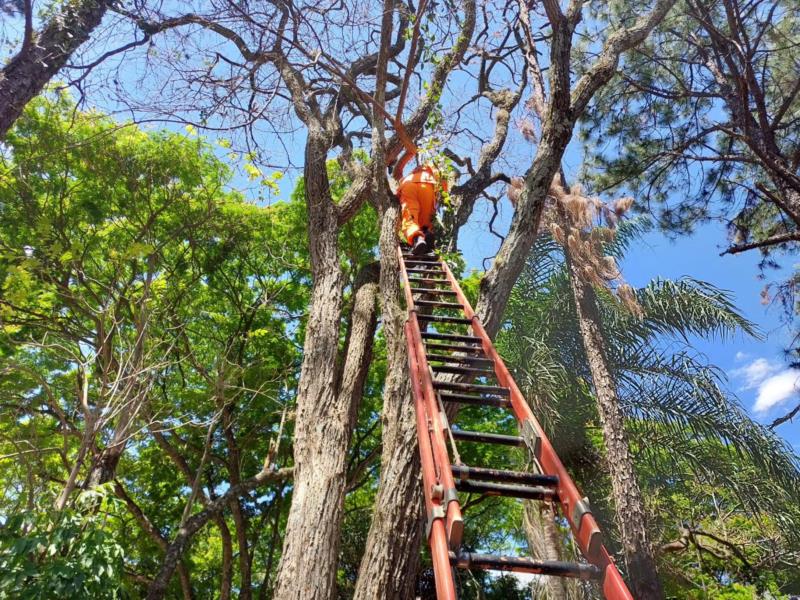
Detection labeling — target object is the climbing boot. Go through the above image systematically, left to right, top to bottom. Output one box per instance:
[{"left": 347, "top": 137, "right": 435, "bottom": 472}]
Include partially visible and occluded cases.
[
  {"left": 424, "top": 229, "right": 436, "bottom": 250},
  {"left": 412, "top": 236, "right": 429, "bottom": 256}
]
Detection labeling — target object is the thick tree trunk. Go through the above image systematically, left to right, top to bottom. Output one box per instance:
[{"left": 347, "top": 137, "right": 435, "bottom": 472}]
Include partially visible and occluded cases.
[
  {"left": 0, "top": 0, "right": 110, "bottom": 139},
  {"left": 272, "top": 133, "right": 348, "bottom": 599},
  {"left": 272, "top": 156, "right": 379, "bottom": 600},
  {"left": 352, "top": 202, "right": 424, "bottom": 600},
  {"left": 564, "top": 249, "right": 664, "bottom": 600}
]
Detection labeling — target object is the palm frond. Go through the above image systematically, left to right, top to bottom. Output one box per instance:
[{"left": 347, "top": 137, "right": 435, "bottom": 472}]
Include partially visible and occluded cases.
[
  {"left": 604, "top": 215, "right": 653, "bottom": 257},
  {"left": 616, "top": 347, "right": 800, "bottom": 513}
]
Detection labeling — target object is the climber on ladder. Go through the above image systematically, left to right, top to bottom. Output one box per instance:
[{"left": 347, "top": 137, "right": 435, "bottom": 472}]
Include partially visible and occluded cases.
[{"left": 394, "top": 152, "right": 448, "bottom": 256}]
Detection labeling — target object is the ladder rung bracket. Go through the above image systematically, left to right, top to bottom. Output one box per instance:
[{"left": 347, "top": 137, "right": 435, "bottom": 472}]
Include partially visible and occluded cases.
[
  {"left": 422, "top": 332, "right": 481, "bottom": 343},
  {"left": 433, "top": 381, "right": 509, "bottom": 396},
  {"left": 437, "top": 392, "right": 510, "bottom": 409},
  {"left": 520, "top": 419, "right": 543, "bottom": 459},
  {"left": 450, "top": 429, "right": 523, "bottom": 446},
  {"left": 450, "top": 465, "right": 559, "bottom": 487},
  {"left": 454, "top": 479, "right": 556, "bottom": 500},
  {"left": 450, "top": 552, "right": 602, "bottom": 580}
]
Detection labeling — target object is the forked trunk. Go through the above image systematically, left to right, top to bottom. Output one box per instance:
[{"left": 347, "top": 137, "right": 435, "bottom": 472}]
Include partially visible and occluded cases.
[{"left": 272, "top": 161, "right": 380, "bottom": 598}]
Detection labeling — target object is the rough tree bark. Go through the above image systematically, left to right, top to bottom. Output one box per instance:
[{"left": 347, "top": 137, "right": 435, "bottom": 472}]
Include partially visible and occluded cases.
[
  {"left": 0, "top": 0, "right": 111, "bottom": 138},
  {"left": 475, "top": 0, "right": 676, "bottom": 336},
  {"left": 352, "top": 2, "right": 476, "bottom": 598},
  {"left": 271, "top": 164, "right": 380, "bottom": 600},
  {"left": 561, "top": 226, "right": 663, "bottom": 599}
]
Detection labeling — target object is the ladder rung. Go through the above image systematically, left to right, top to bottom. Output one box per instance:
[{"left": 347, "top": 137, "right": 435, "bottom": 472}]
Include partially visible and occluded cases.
[
  {"left": 401, "top": 253, "right": 438, "bottom": 262},
  {"left": 404, "top": 259, "right": 442, "bottom": 267},
  {"left": 406, "top": 267, "right": 446, "bottom": 275},
  {"left": 408, "top": 278, "right": 450, "bottom": 286},
  {"left": 409, "top": 287, "right": 458, "bottom": 296},
  {"left": 415, "top": 300, "right": 464, "bottom": 309},
  {"left": 417, "top": 314, "right": 472, "bottom": 325},
  {"left": 422, "top": 332, "right": 481, "bottom": 343},
  {"left": 423, "top": 342, "right": 485, "bottom": 354},
  {"left": 426, "top": 354, "right": 494, "bottom": 367},
  {"left": 432, "top": 364, "right": 494, "bottom": 376},
  {"left": 433, "top": 381, "right": 509, "bottom": 396},
  {"left": 437, "top": 392, "right": 510, "bottom": 409},
  {"left": 450, "top": 429, "right": 523, "bottom": 446},
  {"left": 450, "top": 465, "right": 559, "bottom": 487},
  {"left": 454, "top": 479, "right": 555, "bottom": 500},
  {"left": 450, "top": 552, "right": 602, "bottom": 579}
]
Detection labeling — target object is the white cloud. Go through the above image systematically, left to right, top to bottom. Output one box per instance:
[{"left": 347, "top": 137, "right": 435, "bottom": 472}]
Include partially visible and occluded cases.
[
  {"left": 734, "top": 351, "right": 749, "bottom": 362},
  {"left": 730, "top": 357, "right": 800, "bottom": 414},
  {"left": 730, "top": 357, "right": 782, "bottom": 390},
  {"left": 753, "top": 370, "right": 800, "bottom": 414}
]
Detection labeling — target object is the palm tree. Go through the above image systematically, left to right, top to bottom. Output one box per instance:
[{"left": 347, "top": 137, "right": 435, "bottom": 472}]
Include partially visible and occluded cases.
[{"left": 496, "top": 215, "right": 800, "bottom": 597}]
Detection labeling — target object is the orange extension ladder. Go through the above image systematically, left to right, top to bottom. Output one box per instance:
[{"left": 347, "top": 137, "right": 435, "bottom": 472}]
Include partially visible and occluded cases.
[{"left": 399, "top": 247, "right": 634, "bottom": 599}]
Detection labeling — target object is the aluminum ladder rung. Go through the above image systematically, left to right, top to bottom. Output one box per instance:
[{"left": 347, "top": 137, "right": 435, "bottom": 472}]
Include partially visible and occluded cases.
[{"left": 450, "top": 552, "right": 602, "bottom": 580}]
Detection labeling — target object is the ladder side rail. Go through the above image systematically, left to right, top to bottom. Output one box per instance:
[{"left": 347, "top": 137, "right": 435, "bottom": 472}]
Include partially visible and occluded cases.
[
  {"left": 398, "top": 248, "right": 465, "bottom": 548},
  {"left": 439, "top": 259, "right": 633, "bottom": 600},
  {"left": 405, "top": 322, "right": 457, "bottom": 600}
]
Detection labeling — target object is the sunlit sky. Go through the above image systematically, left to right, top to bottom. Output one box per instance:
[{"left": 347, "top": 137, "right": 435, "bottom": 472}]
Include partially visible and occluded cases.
[{"left": 24, "top": 4, "right": 795, "bottom": 454}]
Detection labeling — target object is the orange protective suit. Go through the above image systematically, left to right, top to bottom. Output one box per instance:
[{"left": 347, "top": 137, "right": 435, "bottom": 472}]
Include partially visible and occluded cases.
[{"left": 397, "top": 164, "right": 447, "bottom": 245}]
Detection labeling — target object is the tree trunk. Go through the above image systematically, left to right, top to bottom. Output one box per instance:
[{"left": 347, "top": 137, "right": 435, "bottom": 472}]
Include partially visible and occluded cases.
[
  {"left": 0, "top": 0, "right": 110, "bottom": 139},
  {"left": 272, "top": 154, "right": 379, "bottom": 600},
  {"left": 352, "top": 201, "right": 424, "bottom": 600},
  {"left": 563, "top": 248, "right": 664, "bottom": 600},
  {"left": 145, "top": 465, "right": 292, "bottom": 599},
  {"left": 523, "top": 501, "right": 593, "bottom": 600},
  {"left": 214, "top": 515, "right": 234, "bottom": 600}
]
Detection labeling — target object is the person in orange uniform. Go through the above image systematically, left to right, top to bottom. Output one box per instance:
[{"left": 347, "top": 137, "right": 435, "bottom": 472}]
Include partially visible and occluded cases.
[{"left": 397, "top": 162, "right": 448, "bottom": 255}]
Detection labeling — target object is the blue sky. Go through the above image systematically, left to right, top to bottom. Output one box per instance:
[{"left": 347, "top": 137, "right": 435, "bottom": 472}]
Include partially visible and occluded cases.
[
  {"left": 28, "top": 3, "right": 795, "bottom": 454},
  {"left": 458, "top": 188, "right": 800, "bottom": 452}
]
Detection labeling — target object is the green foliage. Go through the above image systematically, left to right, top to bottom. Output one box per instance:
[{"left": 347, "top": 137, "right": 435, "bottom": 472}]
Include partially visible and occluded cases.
[
  {"left": 498, "top": 230, "right": 800, "bottom": 594},
  {"left": 0, "top": 486, "right": 127, "bottom": 599}
]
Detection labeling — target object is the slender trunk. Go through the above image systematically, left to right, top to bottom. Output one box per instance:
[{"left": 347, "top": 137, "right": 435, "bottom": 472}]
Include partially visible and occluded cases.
[
  {"left": 0, "top": 0, "right": 110, "bottom": 138},
  {"left": 352, "top": 202, "right": 424, "bottom": 600},
  {"left": 563, "top": 247, "right": 664, "bottom": 599},
  {"left": 223, "top": 404, "right": 253, "bottom": 600},
  {"left": 145, "top": 465, "right": 292, "bottom": 599},
  {"left": 114, "top": 481, "right": 195, "bottom": 600},
  {"left": 230, "top": 501, "right": 251, "bottom": 600},
  {"left": 214, "top": 515, "right": 234, "bottom": 600}
]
